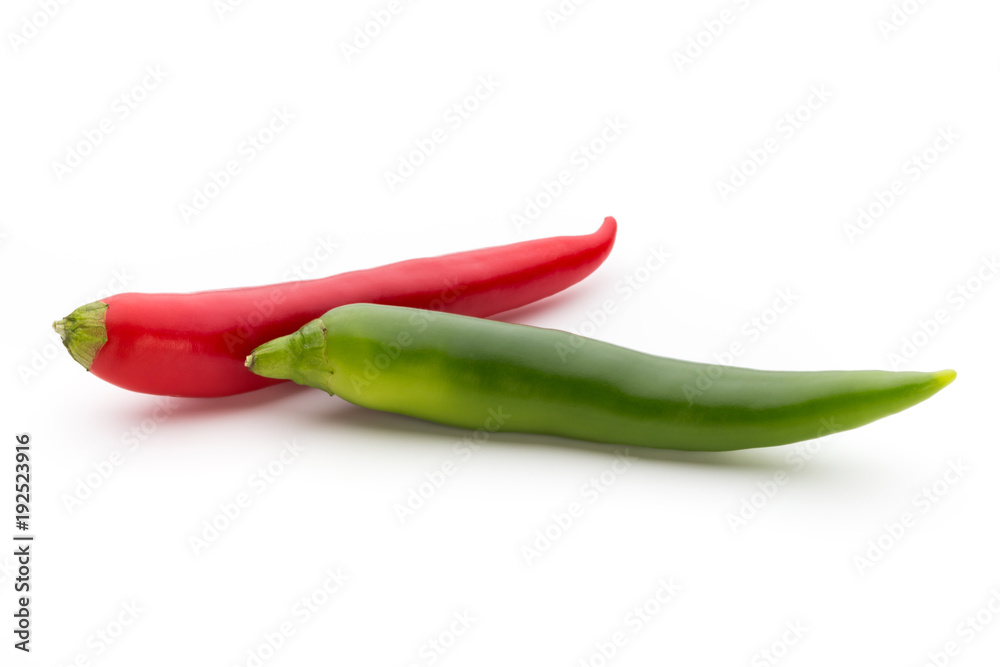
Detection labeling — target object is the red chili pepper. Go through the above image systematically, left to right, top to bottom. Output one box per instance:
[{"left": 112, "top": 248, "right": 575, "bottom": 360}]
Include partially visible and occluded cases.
[{"left": 53, "top": 217, "right": 617, "bottom": 397}]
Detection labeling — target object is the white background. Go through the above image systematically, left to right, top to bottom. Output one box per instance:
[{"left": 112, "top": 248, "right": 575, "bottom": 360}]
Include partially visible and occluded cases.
[{"left": 2, "top": 1, "right": 999, "bottom": 665}]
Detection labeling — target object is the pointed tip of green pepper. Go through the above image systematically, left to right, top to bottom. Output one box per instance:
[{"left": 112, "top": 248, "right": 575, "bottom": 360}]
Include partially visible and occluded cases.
[
  {"left": 898, "top": 368, "right": 956, "bottom": 417},
  {"left": 932, "top": 368, "right": 957, "bottom": 389}
]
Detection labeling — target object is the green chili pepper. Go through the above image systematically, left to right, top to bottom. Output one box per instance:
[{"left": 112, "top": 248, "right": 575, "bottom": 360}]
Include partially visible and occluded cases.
[{"left": 245, "top": 304, "right": 955, "bottom": 452}]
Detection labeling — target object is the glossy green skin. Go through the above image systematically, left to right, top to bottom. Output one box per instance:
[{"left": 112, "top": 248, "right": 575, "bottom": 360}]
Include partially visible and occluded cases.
[{"left": 248, "top": 304, "right": 955, "bottom": 452}]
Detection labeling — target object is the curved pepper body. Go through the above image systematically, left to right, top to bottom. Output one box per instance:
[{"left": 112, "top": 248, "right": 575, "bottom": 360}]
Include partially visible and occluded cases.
[
  {"left": 56, "top": 218, "right": 616, "bottom": 397},
  {"left": 248, "top": 304, "right": 955, "bottom": 452}
]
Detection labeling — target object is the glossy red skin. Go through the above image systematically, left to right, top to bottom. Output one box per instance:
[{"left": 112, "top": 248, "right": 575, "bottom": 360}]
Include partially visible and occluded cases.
[{"left": 89, "top": 217, "right": 617, "bottom": 397}]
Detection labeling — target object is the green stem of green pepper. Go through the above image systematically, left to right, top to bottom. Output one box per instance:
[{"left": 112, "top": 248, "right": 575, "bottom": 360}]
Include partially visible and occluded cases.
[{"left": 246, "top": 304, "right": 955, "bottom": 452}]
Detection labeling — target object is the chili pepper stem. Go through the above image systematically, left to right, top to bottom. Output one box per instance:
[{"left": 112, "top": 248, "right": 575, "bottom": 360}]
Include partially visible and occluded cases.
[
  {"left": 53, "top": 301, "right": 109, "bottom": 371},
  {"left": 245, "top": 319, "right": 335, "bottom": 394}
]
